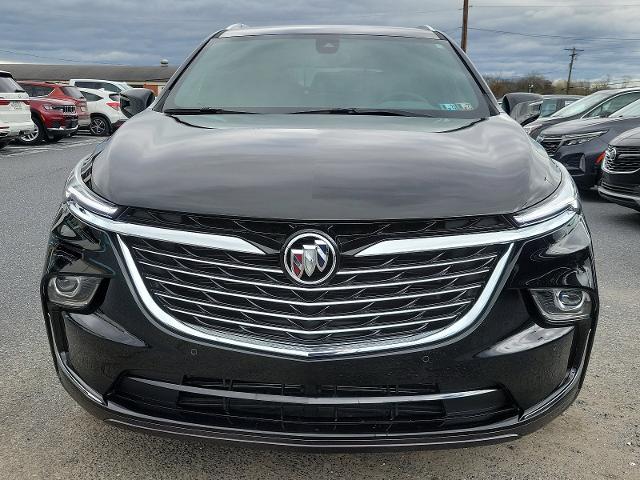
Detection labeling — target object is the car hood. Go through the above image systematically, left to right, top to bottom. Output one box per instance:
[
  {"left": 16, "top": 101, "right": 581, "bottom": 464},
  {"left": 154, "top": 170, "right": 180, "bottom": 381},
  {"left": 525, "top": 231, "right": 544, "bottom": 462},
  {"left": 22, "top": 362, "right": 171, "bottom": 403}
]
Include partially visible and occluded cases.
[
  {"left": 91, "top": 111, "right": 560, "bottom": 220},
  {"left": 541, "top": 116, "right": 628, "bottom": 136},
  {"left": 611, "top": 125, "right": 640, "bottom": 146}
]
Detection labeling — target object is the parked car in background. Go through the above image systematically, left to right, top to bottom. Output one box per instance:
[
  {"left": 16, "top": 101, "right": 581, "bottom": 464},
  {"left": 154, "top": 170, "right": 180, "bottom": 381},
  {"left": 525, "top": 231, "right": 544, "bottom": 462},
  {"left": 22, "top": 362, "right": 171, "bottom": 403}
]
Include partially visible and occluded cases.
[
  {"left": 0, "top": 71, "right": 34, "bottom": 149},
  {"left": 69, "top": 79, "right": 132, "bottom": 93},
  {"left": 19, "top": 81, "right": 90, "bottom": 130},
  {"left": 78, "top": 87, "right": 127, "bottom": 136},
  {"left": 524, "top": 88, "right": 640, "bottom": 139},
  {"left": 500, "top": 92, "right": 542, "bottom": 125},
  {"left": 539, "top": 95, "right": 582, "bottom": 118},
  {"left": 17, "top": 97, "right": 78, "bottom": 145},
  {"left": 537, "top": 98, "right": 640, "bottom": 189},
  {"left": 598, "top": 127, "right": 640, "bottom": 211}
]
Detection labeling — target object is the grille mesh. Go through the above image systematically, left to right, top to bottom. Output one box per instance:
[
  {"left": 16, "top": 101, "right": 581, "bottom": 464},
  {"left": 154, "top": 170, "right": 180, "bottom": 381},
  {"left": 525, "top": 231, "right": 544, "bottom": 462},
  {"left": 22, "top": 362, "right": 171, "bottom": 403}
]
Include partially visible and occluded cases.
[
  {"left": 605, "top": 147, "right": 640, "bottom": 173},
  {"left": 124, "top": 233, "right": 504, "bottom": 346}
]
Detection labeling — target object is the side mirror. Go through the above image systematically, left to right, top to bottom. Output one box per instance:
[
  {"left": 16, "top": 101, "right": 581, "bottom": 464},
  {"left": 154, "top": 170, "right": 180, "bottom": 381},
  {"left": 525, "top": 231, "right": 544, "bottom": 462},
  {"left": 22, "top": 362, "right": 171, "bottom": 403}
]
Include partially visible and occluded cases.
[{"left": 120, "top": 88, "right": 155, "bottom": 118}]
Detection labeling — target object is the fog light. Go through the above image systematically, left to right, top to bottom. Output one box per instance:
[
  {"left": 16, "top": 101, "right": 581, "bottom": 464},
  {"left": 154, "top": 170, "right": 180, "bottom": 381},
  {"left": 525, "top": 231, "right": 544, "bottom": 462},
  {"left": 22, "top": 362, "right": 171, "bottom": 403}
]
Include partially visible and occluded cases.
[
  {"left": 47, "top": 275, "right": 102, "bottom": 308},
  {"left": 530, "top": 288, "right": 592, "bottom": 323}
]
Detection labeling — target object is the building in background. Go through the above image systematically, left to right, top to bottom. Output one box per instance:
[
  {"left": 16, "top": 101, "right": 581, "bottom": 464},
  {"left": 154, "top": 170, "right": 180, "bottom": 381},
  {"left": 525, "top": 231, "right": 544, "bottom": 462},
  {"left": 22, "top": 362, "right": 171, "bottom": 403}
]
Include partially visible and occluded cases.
[{"left": 0, "top": 64, "right": 178, "bottom": 94}]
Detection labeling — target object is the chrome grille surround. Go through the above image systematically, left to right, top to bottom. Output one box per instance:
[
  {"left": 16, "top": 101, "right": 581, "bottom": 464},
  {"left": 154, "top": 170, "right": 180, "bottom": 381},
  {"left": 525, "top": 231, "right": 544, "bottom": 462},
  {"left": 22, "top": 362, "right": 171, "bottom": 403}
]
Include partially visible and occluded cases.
[
  {"left": 538, "top": 135, "right": 563, "bottom": 157},
  {"left": 603, "top": 146, "right": 640, "bottom": 174},
  {"left": 68, "top": 201, "right": 577, "bottom": 358}
]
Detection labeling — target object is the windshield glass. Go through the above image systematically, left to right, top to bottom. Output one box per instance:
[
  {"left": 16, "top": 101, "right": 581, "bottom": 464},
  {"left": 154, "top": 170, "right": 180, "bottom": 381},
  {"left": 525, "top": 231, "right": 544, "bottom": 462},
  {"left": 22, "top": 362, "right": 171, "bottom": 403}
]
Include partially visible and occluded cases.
[
  {"left": 162, "top": 34, "right": 490, "bottom": 118},
  {"left": 550, "top": 91, "right": 610, "bottom": 118},
  {"left": 612, "top": 98, "right": 640, "bottom": 117}
]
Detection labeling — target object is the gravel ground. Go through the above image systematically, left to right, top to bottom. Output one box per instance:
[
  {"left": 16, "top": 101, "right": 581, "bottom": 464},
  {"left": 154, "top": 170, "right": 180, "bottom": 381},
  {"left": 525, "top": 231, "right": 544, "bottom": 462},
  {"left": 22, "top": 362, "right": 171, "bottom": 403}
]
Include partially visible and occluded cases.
[{"left": 0, "top": 137, "right": 638, "bottom": 479}]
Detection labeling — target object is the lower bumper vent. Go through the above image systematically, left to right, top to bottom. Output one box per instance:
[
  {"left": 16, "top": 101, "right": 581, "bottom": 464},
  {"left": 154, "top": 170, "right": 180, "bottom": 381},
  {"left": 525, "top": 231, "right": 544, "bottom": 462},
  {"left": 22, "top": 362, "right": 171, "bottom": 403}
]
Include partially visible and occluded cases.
[{"left": 111, "top": 376, "right": 518, "bottom": 435}]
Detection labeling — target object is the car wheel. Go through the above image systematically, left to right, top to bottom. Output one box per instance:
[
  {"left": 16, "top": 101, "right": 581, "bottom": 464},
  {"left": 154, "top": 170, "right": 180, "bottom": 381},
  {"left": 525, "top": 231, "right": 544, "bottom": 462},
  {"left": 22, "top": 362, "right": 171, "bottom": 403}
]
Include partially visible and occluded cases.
[
  {"left": 89, "top": 115, "right": 111, "bottom": 136},
  {"left": 17, "top": 116, "right": 45, "bottom": 145}
]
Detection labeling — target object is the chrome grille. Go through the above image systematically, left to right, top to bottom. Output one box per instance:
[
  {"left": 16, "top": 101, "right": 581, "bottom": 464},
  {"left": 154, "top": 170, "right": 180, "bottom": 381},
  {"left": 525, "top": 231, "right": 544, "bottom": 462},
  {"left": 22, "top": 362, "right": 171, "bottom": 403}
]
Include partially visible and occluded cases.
[
  {"left": 63, "top": 105, "right": 76, "bottom": 114},
  {"left": 538, "top": 135, "right": 563, "bottom": 157},
  {"left": 605, "top": 146, "right": 640, "bottom": 173},
  {"left": 124, "top": 235, "right": 505, "bottom": 346}
]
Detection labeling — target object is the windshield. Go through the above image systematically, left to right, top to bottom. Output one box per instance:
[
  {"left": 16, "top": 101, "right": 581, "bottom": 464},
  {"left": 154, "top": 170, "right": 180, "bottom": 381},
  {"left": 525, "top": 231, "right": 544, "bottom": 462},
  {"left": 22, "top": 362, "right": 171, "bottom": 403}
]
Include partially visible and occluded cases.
[
  {"left": 162, "top": 34, "right": 490, "bottom": 118},
  {"left": 550, "top": 91, "right": 611, "bottom": 118},
  {"left": 612, "top": 98, "right": 640, "bottom": 117}
]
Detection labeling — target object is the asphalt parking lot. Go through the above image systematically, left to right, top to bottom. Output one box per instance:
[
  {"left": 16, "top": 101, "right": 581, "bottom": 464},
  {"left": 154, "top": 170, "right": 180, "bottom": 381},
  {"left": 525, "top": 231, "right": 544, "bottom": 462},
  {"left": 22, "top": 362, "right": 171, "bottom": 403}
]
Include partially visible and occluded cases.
[{"left": 0, "top": 136, "right": 638, "bottom": 480}]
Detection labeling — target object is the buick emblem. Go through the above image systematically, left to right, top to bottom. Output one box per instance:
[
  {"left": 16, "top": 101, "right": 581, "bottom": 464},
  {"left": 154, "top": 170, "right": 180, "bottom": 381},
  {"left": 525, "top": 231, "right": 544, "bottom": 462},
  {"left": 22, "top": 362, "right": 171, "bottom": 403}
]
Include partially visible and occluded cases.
[{"left": 283, "top": 231, "right": 337, "bottom": 285}]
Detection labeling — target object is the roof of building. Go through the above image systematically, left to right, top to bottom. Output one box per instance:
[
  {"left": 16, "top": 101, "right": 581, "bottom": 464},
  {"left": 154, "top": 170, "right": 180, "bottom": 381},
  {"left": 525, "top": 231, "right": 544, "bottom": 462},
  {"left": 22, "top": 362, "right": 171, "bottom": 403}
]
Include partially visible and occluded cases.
[{"left": 0, "top": 64, "right": 178, "bottom": 83}]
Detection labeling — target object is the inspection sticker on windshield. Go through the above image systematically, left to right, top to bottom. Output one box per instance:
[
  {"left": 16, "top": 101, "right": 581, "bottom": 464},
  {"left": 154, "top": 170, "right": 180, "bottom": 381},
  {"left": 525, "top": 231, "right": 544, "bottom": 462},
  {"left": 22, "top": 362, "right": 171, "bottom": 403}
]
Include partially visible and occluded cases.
[{"left": 439, "top": 103, "right": 474, "bottom": 111}]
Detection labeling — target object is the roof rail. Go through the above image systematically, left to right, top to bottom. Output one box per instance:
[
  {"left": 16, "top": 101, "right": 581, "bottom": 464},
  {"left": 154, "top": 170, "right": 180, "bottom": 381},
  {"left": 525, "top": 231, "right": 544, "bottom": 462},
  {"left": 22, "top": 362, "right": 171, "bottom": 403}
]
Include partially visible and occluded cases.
[
  {"left": 226, "top": 23, "right": 249, "bottom": 30},
  {"left": 416, "top": 25, "right": 436, "bottom": 32}
]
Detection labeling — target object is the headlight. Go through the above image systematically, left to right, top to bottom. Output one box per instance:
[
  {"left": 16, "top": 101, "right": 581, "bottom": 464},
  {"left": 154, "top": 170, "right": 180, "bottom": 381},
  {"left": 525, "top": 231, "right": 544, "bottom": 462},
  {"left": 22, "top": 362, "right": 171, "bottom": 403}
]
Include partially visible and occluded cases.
[
  {"left": 42, "top": 104, "right": 55, "bottom": 110},
  {"left": 560, "top": 130, "right": 607, "bottom": 146},
  {"left": 64, "top": 156, "right": 120, "bottom": 218},
  {"left": 512, "top": 164, "right": 580, "bottom": 227}
]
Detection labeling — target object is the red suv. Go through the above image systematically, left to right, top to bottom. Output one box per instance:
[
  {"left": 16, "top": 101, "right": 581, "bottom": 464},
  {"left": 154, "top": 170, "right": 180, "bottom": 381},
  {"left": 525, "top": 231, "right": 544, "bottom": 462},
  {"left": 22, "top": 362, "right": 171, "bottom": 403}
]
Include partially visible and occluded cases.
[
  {"left": 19, "top": 81, "right": 89, "bottom": 130},
  {"left": 17, "top": 97, "right": 78, "bottom": 145}
]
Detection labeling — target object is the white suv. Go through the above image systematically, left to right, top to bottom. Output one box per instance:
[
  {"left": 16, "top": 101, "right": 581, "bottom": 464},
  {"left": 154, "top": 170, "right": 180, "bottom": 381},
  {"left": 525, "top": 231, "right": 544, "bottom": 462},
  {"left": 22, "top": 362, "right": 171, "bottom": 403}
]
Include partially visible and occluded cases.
[
  {"left": 0, "top": 71, "right": 34, "bottom": 149},
  {"left": 69, "top": 79, "right": 131, "bottom": 93},
  {"left": 78, "top": 87, "right": 127, "bottom": 136}
]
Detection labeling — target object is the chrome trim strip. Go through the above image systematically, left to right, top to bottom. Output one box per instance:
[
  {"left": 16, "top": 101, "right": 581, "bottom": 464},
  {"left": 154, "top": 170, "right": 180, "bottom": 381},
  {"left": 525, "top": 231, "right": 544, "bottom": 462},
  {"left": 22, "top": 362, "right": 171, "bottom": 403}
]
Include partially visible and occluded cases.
[
  {"left": 598, "top": 186, "right": 640, "bottom": 204},
  {"left": 69, "top": 201, "right": 265, "bottom": 255},
  {"left": 357, "top": 210, "right": 576, "bottom": 257},
  {"left": 118, "top": 236, "right": 515, "bottom": 358},
  {"left": 132, "top": 246, "right": 281, "bottom": 273},
  {"left": 337, "top": 254, "right": 497, "bottom": 275},
  {"left": 138, "top": 260, "right": 491, "bottom": 292},
  {"left": 148, "top": 276, "right": 482, "bottom": 307},
  {"left": 156, "top": 292, "right": 471, "bottom": 321},
  {"left": 168, "top": 306, "right": 457, "bottom": 335},
  {"left": 57, "top": 352, "right": 105, "bottom": 405},
  {"left": 129, "top": 376, "right": 498, "bottom": 405}
]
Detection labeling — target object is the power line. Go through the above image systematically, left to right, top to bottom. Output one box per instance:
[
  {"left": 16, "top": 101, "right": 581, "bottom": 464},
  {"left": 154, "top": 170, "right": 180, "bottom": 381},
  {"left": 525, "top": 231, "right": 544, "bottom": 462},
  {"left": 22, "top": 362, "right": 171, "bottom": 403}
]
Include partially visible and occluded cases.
[
  {"left": 468, "top": 27, "right": 640, "bottom": 42},
  {"left": 0, "top": 48, "right": 124, "bottom": 65}
]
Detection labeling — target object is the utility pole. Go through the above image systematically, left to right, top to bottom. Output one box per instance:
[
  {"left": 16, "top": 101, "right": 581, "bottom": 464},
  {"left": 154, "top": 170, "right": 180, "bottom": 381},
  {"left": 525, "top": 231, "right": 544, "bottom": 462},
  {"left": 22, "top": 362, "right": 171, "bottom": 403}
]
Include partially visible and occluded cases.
[
  {"left": 461, "top": 0, "right": 470, "bottom": 52},
  {"left": 565, "top": 47, "right": 584, "bottom": 94}
]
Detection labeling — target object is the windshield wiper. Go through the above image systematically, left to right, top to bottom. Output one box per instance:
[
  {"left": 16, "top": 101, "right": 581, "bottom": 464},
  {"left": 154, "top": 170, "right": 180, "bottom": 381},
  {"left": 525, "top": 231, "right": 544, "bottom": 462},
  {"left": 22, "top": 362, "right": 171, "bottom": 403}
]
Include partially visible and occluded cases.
[
  {"left": 164, "top": 107, "right": 257, "bottom": 115},
  {"left": 290, "top": 108, "right": 433, "bottom": 117}
]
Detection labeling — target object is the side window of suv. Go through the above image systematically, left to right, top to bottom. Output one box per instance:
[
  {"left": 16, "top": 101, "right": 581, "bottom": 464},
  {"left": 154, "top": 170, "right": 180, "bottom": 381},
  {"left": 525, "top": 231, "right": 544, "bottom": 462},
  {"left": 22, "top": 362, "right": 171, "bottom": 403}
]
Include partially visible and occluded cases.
[
  {"left": 20, "top": 84, "right": 34, "bottom": 96},
  {"left": 34, "top": 86, "right": 54, "bottom": 97},
  {"left": 82, "top": 92, "right": 101, "bottom": 102},
  {"left": 584, "top": 92, "right": 640, "bottom": 118}
]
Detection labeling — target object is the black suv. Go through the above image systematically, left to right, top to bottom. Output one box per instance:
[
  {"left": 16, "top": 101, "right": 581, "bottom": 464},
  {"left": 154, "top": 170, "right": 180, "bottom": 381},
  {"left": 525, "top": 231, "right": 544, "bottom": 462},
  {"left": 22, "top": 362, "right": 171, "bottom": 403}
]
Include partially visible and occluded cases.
[
  {"left": 42, "top": 25, "right": 598, "bottom": 450},
  {"left": 524, "top": 88, "right": 640, "bottom": 139},
  {"left": 537, "top": 98, "right": 640, "bottom": 189},
  {"left": 598, "top": 127, "right": 640, "bottom": 210}
]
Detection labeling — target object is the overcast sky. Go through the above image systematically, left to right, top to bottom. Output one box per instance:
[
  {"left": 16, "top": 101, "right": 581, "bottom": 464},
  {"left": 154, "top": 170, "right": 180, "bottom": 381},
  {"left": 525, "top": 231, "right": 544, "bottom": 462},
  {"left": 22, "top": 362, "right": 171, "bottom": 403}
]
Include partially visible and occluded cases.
[{"left": 1, "top": 0, "right": 639, "bottom": 84}]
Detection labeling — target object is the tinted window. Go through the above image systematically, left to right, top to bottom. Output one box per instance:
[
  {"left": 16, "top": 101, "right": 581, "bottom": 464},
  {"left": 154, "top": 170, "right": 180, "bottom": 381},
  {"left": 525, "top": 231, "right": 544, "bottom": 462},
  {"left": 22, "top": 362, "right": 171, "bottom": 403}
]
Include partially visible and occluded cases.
[
  {"left": 164, "top": 35, "right": 490, "bottom": 118},
  {"left": 0, "top": 75, "right": 23, "bottom": 93},
  {"left": 75, "top": 81, "right": 98, "bottom": 89},
  {"left": 101, "top": 83, "right": 120, "bottom": 92},
  {"left": 19, "top": 84, "right": 35, "bottom": 96},
  {"left": 38, "top": 86, "right": 54, "bottom": 97},
  {"left": 61, "top": 86, "right": 84, "bottom": 99},
  {"left": 551, "top": 91, "right": 612, "bottom": 118},
  {"left": 82, "top": 92, "right": 101, "bottom": 101},
  {"left": 583, "top": 92, "right": 640, "bottom": 118},
  {"left": 611, "top": 98, "right": 640, "bottom": 118},
  {"left": 539, "top": 99, "right": 558, "bottom": 118}
]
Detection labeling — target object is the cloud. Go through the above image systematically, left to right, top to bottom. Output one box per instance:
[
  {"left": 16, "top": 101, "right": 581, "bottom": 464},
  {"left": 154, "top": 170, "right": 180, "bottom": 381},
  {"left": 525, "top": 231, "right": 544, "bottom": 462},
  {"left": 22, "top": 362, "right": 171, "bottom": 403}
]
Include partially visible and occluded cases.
[{"left": 0, "top": 0, "right": 637, "bottom": 82}]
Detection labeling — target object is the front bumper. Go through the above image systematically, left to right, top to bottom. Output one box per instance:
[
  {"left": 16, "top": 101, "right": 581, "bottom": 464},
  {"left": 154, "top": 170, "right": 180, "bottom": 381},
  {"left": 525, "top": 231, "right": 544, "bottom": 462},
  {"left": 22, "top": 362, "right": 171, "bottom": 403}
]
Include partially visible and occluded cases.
[
  {"left": 553, "top": 140, "right": 608, "bottom": 189},
  {"left": 42, "top": 207, "right": 598, "bottom": 450}
]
